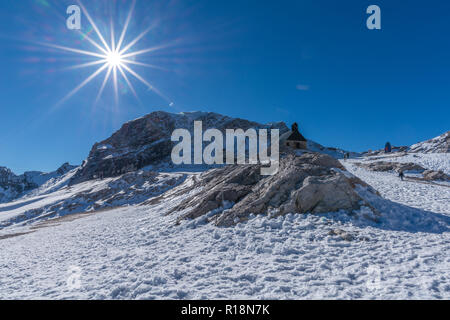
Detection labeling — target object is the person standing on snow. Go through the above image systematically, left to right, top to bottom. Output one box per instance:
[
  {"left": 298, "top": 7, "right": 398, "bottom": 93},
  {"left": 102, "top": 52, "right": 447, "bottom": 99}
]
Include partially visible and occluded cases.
[
  {"left": 385, "top": 142, "right": 392, "bottom": 153},
  {"left": 399, "top": 171, "right": 405, "bottom": 181}
]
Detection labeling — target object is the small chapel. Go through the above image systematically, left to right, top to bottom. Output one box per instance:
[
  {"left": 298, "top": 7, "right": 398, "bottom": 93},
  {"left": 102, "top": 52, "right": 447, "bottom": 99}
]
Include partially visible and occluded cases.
[{"left": 285, "top": 122, "right": 307, "bottom": 149}]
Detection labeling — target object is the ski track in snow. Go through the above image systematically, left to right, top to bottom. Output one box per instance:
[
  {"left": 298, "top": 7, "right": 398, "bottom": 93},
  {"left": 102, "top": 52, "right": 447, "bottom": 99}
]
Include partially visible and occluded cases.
[{"left": 0, "top": 155, "right": 449, "bottom": 299}]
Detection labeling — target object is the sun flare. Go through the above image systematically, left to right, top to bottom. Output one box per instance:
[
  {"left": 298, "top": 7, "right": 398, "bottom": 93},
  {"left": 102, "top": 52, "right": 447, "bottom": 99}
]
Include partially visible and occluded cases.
[
  {"left": 38, "top": 0, "right": 171, "bottom": 106},
  {"left": 105, "top": 51, "right": 123, "bottom": 68}
]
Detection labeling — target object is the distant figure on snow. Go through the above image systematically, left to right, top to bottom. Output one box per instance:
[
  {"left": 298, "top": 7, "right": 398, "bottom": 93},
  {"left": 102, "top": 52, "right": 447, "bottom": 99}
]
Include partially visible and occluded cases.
[
  {"left": 385, "top": 142, "right": 392, "bottom": 153},
  {"left": 343, "top": 152, "right": 350, "bottom": 161},
  {"left": 398, "top": 171, "right": 404, "bottom": 181}
]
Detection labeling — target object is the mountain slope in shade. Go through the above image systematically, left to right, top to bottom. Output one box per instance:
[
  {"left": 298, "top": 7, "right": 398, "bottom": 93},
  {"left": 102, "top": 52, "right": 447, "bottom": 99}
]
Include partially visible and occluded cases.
[{"left": 0, "top": 163, "right": 77, "bottom": 203}]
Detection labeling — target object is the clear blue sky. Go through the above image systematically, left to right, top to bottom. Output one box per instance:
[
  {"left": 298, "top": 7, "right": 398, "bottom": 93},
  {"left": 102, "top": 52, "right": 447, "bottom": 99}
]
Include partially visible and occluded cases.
[{"left": 0, "top": 0, "right": 449, "bottom": 173}]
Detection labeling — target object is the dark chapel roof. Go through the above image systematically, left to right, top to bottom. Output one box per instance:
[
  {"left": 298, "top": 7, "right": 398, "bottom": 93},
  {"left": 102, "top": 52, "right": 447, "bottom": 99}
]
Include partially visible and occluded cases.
[{"left": 286, "top": 123, "right": 306, "bottom": 142}]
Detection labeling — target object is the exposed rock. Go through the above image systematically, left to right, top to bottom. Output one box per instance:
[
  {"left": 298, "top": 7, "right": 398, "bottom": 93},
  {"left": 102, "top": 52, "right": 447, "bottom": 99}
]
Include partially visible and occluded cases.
[
  {"left": 70, "top": 111, "right": 288, "bottom": 184},
  {"left": 364, "top": 131, "right": 449, "bottom": 155},
  {"left": 409, "top": 131, "right": 449, "bottom": 153},
  {"left": 363, "top": 146, "right": 408, "bottom": 156},
  {"left": 166, "top": 152, "right": 379, "bottom": 227},
  {"left": 354, "top": 161, "right": 425, "bottom": 173},
  {"left": 354, "top": 161, "right": 449, "bottom": 182},
  {"left": 56, "top": 163, "right": 77, "bottom": 175},
  {"left": 0, "top": 164, "right": 78, "bottom": 203},
  {"left": 0, "top": 167, "right": 32, "bottom": 203},
  {"left": 422, "top": 170, "right": 450, "bottom": 182},
  {"left": 328, "top": 229, "right": 354, "bottom": 241}
]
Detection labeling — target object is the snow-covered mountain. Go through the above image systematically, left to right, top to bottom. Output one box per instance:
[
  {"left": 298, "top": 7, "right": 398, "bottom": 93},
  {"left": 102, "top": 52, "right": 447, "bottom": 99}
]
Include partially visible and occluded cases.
[
  {"left": 0, "top": 111, "right": 448, "bottom": 299},
  {"left": 0, "top": 111, "right": 365, "bottom": 228},
  {"left": 1, "top": 111, "right": 446, "bottom": 228},
  {"left": 71, "top": 111, "right": 289, "bottom": 184},
  {"left": 364, "top": 131, "right": 449, "bottom": 156},
  {"left": 409, "top": 131, "right": 449, "bottom": 153},
  {"left": 0, "top": 146, "right": 448, "bottom": 299},
  {"left": 0, "top": 163, "right": 77, "bottom": 203}
]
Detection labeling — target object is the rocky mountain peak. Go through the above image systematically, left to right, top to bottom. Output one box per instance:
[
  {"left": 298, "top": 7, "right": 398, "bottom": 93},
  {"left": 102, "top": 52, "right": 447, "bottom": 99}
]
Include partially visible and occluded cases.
[
  {"left": 71, "top": 111, "right": 289, "bottom": 184},
  {"left": 0, "top": 163, "right": 77, "bottom": 203}
]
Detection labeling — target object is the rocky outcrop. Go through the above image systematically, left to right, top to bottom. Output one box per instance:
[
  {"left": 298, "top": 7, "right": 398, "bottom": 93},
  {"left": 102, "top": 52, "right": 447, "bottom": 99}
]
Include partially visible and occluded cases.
[
  {"left": 70, "top": 111, "right": 288, "bottom": 184},
  {"left": 364, "top": 131, "right": 449, "bottom": 155},
  {"left": 409, "top": 131, "right": 449, "bottom": 153},
  {"left": 363, "top": 146, "right": 408, "bottom": 156},
  {"left": 165, "top": 152, "right": 379, "bottom": 227},
  {"left": 354, "top": 161, "right": 425, "bottom": 173},
  {"left": 354, "top": 161, "right": 449, "bottom": 182},
  {"left": 56, "top": 163, "right": 77, "bottom": 175},
  {"left": 0, "top": 164, "right": 78, "bottom": 203},
  {"left": 0, "top": 167, "right": 39, "bottom": 203},
  {"left": 1, "top": 169, "right": 24, "bottom": 203},
  {"left": 422, "top": 170, "right": 450, "bottom": 182},
  {"left": 328, "top": 229, "right": 354, "bottom": 241}
]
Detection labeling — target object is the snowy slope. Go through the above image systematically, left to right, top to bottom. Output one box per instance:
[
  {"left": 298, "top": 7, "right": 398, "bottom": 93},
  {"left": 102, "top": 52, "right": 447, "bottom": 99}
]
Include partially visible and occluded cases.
[
  {"left": 0, "top": 112, "right": 448, "bottom": 299},
  {"left": 409, "top": 131, "right": 449, "bottom": 153},
  {"left": 307, "top": 140, "right": 360, "bottom": 159},
  {"left": 0, "top": 152, "right": 448, "bottom": 299},
  {"left": 358, "top": 153, "right": 450, "bottom": 176},
  {"left": 343, "top": 155, "right": 450, "bottom": 216},
  {"left": 0, "top": 163, "right": 77, "bottom": 204},
  {"left": 0, "top": 169, "right": 188, "bottom": 229}
]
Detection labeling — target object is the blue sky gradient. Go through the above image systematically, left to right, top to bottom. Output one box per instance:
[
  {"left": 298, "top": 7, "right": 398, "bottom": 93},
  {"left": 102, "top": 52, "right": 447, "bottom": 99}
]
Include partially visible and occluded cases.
[{"left": 0, "top": 0, "right": 449, "bottom": 173}]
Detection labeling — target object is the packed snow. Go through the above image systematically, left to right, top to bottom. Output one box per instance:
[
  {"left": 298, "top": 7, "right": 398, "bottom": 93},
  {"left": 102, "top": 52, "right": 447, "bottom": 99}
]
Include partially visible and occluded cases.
[
  {"left": 0, "top": 153, "right": 448, "bottom": 299},
  {"left": 359, "top": 153, "right": 449, "bottom": 175}
]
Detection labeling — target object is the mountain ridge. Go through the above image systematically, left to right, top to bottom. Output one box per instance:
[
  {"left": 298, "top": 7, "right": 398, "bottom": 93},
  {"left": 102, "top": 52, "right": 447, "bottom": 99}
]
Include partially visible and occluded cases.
[
  {"left": 1, "top": 111, "right": 448, "bottom": 205},
  {"left": 0, "top": 163, "right": 76, "bottom": 203}
]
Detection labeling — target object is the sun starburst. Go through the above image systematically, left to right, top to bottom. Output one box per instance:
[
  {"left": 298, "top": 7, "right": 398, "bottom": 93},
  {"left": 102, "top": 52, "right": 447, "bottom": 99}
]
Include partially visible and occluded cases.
[{"left": 39, "top": 0, "right": 171, "bottom": 107}]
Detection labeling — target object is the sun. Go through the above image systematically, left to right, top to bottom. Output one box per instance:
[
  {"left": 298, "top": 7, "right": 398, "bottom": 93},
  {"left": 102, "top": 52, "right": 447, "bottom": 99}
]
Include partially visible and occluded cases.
[
  {"left": 37, "top": 0, "right": 172, "bottom": 106},
  {"left": 106, "top": 51, "right": 123, "bottom": 68}
]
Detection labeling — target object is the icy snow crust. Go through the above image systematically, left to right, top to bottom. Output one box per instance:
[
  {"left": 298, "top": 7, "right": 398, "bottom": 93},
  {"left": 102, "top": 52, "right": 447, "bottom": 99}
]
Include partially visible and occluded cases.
[{"left": 0, "top": 153, "right": 448, "bottom": 299}]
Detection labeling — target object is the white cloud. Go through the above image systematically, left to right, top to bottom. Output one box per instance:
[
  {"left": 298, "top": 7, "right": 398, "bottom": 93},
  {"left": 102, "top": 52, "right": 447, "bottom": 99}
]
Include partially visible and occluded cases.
[{"left": 296, "top": 84, "right": 310, "bottom": 91}]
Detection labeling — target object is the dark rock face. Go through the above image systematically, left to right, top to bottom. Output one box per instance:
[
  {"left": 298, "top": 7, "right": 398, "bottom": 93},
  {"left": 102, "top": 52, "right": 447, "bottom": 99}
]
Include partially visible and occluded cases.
[
  {"left": 71, "top": 111, "right": 288, "bottom": 184},
  {"left": 163, "top": 152, "right": 379, "bottom": 227},
  {"left": 0, "top": 163, "right": 77, "bottom": 203},
  {"left": 56, "top": 163, "right": 77, "bottom": 175},
  {"left": 0, "top": 167, "right": 35, "bottom": 200}
]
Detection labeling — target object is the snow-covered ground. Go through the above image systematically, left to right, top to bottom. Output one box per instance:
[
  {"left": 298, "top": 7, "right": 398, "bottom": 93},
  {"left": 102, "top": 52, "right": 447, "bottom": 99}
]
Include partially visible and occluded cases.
[
  {"left": 0, "top": 153, "right": 448, "bottom": 299},
  {"left": 359, "top": 153, "right": 449, "bottom": 175},
  {"left": 343, "top": 155, "right": 450, "bottom": 215}
]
